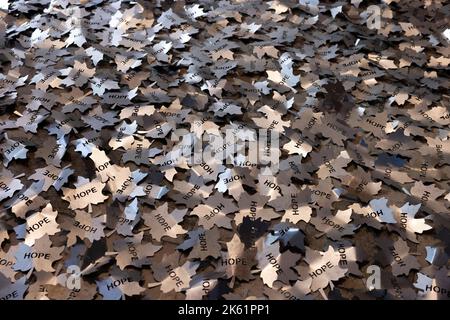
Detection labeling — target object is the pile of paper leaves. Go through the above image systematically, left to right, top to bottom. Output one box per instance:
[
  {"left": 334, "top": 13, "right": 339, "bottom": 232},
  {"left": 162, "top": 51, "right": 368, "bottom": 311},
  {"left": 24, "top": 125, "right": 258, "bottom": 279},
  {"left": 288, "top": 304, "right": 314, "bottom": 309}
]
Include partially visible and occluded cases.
[{"left": 0, "top": 0, "right": 449, "bottom": 300}]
